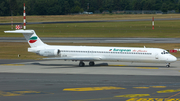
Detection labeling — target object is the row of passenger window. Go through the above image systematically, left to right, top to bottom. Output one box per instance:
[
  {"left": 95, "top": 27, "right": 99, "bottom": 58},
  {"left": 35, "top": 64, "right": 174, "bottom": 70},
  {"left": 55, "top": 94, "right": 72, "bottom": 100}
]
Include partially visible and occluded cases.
[{"left": 61, "top": 50, "right": 152, "bottom": 55}]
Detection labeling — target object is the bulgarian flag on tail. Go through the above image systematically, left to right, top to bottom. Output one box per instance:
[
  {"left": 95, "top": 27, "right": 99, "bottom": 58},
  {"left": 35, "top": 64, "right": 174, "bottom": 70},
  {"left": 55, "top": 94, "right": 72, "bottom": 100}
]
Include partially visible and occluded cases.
[{"left": 29, "top": 36, "right": 37, "bottom": 43}]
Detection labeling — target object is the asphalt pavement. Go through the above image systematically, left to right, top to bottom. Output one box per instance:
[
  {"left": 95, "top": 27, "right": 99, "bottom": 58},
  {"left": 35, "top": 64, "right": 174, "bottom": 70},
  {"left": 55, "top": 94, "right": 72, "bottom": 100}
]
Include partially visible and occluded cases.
[
  {"left": 1, "top": 37, "right": 180, "bottom": 43},
  {"left": 0, "top": 73, "right": 179, "bottom": 101}
]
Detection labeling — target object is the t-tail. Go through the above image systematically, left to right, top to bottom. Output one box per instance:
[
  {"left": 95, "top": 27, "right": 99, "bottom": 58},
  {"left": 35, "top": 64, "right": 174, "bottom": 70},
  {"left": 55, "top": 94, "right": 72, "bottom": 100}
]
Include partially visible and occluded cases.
[{"left": 4, "top": 30, "right": 47, "bottom": 47}]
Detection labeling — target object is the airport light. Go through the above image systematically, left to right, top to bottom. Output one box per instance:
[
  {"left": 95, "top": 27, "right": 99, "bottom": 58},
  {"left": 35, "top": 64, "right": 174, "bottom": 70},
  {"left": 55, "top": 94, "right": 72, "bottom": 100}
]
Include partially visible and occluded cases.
[
  {"left": 23, "top": 3, "right": 26, "bottom": 29},
  {"left": 152, "top": 17, "right": 154, "bottom": 29}
]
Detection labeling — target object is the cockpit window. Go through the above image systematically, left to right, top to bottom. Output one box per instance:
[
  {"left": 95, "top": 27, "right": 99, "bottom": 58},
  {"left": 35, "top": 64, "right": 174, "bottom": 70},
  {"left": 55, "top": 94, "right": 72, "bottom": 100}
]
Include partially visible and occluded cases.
[{"left": 161, "top": 51, "right": 169, "bottom": 54}]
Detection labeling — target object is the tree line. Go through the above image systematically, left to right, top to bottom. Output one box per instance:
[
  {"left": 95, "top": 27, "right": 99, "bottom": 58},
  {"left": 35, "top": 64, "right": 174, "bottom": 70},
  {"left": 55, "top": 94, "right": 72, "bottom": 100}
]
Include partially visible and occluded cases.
[{"left": 1, "top": 0, "right": 180, "bottom": 16}]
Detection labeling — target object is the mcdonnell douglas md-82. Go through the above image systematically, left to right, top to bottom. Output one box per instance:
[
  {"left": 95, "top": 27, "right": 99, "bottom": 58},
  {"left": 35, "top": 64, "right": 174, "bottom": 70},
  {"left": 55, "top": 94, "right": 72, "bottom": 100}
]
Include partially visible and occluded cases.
[{"left": 4, "top": 30, "right": 177, "bottom": 67}]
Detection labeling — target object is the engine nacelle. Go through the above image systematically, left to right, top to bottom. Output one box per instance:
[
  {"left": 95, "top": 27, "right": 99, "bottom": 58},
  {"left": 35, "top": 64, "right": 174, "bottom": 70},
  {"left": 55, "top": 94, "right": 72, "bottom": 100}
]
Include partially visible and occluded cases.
[{"left": 37, "top": 49, "right": 60, "bottom": 57}]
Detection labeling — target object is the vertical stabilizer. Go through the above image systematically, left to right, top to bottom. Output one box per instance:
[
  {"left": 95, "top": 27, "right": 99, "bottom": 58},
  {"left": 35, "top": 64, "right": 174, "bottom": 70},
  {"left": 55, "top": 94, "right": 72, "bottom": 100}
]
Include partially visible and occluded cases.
[{"left": 4, "top": 30, "right": 47, "bottom": 47}]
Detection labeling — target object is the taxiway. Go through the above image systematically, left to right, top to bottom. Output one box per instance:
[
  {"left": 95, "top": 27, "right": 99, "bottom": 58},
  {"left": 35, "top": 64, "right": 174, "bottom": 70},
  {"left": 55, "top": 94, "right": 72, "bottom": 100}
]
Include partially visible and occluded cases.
[
  {"left": 1, "top": 37, "right": 180, "bottom": 43},
  {"left": 0, "top": 60, "right": 180, "bottom": 101}
]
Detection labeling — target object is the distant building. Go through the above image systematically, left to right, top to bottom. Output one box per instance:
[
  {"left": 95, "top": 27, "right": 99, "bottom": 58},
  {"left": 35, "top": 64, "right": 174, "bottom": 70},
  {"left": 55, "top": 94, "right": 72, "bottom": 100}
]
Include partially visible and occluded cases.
[
  {"left": 102, "top": 10, "right": 110, "bottom": 14},
  {"left": 82, "top": 11, "right": 93, "bottom": 14}
]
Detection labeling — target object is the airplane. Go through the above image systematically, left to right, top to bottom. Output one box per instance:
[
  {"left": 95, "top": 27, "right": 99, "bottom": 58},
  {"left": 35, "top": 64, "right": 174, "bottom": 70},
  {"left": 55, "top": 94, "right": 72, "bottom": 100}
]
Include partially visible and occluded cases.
[{"left": 4, "top": 30, "right": 177, "bottom": 67}]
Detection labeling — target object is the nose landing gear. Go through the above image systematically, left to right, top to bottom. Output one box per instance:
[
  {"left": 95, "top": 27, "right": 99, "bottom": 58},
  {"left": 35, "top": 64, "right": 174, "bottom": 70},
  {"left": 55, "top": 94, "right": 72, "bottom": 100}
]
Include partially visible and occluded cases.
[{"left": 166, "top": 63, "right": 170, "bottom": 68}]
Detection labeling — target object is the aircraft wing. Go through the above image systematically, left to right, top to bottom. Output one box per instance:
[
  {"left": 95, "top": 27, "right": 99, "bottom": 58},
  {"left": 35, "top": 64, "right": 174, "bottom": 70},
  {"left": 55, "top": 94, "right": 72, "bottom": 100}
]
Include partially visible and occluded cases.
[{"left": 43, "top": 56, "right": 101, "bottom": 61}]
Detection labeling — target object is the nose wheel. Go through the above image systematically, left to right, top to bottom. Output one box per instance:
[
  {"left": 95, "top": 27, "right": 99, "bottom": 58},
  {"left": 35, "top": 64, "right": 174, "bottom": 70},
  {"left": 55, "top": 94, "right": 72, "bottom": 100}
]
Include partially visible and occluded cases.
[{"left": 166, "top": 63, "right": 170, "bottom": 68}]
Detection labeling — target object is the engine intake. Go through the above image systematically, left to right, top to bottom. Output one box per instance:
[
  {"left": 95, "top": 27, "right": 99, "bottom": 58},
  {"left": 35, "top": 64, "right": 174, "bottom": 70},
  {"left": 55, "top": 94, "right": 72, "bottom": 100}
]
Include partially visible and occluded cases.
[{"left": 37, "top": 49, "right": 60, "bottom": 57}]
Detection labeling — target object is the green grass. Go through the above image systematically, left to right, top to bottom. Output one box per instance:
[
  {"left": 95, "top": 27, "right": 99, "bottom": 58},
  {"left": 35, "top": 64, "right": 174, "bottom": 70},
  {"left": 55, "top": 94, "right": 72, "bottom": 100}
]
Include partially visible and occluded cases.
[
  {"left": 1, "top": 14, "right": 180, "bottom": 23},
  {"left": 1, "top": 20, "right": 180, "bottom": 38},
  {"left": 0, "top": 42, "right": 43, "bottom": 59}
]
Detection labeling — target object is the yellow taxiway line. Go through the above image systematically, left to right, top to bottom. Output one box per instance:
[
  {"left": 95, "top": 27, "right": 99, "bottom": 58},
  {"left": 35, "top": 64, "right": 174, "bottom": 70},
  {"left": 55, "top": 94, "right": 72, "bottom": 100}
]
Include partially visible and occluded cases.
[
  {"left": 0, "top": 64, "right": 24, "bottom": 66},
  {"left": 136, "top": 67, "right": 159, "bottom": 69},
  {"left": 63, "top": 86, "right": 126, "bottom": 91},
  {"left": 0, "top": 90, "right": 52, "bottom": 97},
  {"left": 114, "top": 94, "right": 150, "bottom": 98}
]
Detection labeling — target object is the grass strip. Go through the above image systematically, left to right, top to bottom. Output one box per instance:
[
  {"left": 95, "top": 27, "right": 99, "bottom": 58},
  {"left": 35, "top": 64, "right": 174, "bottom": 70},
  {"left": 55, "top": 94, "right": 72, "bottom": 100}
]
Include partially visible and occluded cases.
[
  {"left": 1, "top": 14, "right": 180, "bottom": 23},
  {"left": 1, "top": 20, "right": 180, "bottom": 38}
]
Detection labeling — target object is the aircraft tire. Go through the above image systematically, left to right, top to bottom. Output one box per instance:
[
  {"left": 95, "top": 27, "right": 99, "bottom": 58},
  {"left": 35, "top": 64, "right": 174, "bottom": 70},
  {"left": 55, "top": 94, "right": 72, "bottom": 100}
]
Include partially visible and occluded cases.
[
  {"left": 79, "top": 61, "right": 85, "bottom": 67},
  {"left": 89, "top": 61, "right": 95, "bottom": 66},
  {"left": 166, "top": 63, "right": 170, "bottom": 68}
]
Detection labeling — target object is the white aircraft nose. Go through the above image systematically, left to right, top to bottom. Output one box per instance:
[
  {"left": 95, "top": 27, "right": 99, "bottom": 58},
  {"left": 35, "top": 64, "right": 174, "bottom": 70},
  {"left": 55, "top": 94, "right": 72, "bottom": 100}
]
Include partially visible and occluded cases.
[
  {"left": 168, "top": 55, "right": 177, "bottom": 62},
  {"left": 173, "top": 56, "right": 177, "bottom": 61}
]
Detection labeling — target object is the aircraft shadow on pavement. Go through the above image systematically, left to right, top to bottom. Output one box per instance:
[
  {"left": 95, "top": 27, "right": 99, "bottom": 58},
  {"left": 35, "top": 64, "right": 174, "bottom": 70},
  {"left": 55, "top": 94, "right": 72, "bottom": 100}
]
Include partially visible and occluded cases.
[
  {"left": 29, "top": 62, "right": 173, "bottom": 68},
  {"left": 30, "top": 62, "right": 109, "bottom": 68},
  {"left": 31, "top": 62, "right": 76, "bottom": 66},
  {"left": 109, "top": 65, "right": 176, "bottom": 68}
]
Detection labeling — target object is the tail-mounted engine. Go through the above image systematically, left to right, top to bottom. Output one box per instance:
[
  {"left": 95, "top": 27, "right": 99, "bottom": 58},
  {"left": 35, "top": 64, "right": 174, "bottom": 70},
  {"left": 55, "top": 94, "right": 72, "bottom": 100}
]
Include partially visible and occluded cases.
[{"left": 37, "top": 49, "right": 60, "bottom": 57}]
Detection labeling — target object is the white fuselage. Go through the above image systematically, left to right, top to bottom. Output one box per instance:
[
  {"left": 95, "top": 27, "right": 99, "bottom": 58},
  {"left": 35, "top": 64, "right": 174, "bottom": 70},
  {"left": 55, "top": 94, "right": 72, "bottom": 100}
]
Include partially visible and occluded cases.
[{"left": 28, "top": 45, "right": 177, "bottom": 63}]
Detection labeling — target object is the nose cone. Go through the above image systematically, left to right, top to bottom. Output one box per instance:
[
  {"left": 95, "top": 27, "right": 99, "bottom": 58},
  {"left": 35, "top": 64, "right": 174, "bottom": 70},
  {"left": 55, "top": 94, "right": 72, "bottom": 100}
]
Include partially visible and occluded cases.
[
  {"left": 168, "top": 55, "right": 177, "bottom": 62},
  {"left": 173, "top": 56, "right": 177, "bottom": 62}
]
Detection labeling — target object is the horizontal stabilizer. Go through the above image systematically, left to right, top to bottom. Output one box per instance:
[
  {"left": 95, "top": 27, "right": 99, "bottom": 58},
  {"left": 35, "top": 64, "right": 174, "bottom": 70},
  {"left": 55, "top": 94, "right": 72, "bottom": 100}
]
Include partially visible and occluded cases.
[{"left": 4, "top": 30, "right": 34, "bottom": 34}]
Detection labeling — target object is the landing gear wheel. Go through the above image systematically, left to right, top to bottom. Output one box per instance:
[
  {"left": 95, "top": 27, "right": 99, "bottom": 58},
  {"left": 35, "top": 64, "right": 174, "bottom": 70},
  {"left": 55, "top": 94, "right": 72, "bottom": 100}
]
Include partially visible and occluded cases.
[
  {"left": 79, "top": 61, "right": 85, "bottom": 67},
  {"left": 89, "top": 61, "right": 95, "bottom": 66},
  {"left": 166, "top": 63, "right": 170, "bottom": 68}
]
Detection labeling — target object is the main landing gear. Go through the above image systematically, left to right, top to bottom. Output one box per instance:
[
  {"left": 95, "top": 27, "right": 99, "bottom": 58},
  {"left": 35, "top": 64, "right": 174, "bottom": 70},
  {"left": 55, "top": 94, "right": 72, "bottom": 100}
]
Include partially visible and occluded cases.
[
  {"left": 79, "top": 61, "right": 95, "bottom": 67},
  {"left": 79, "top": 61, "right": 85, "bottom": 67},
  {"left": 89, "top": 61, "right": 95, "bottom": 66},
  {"left": 166, "top": 63, "right": 170, "bottom": 68}
]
